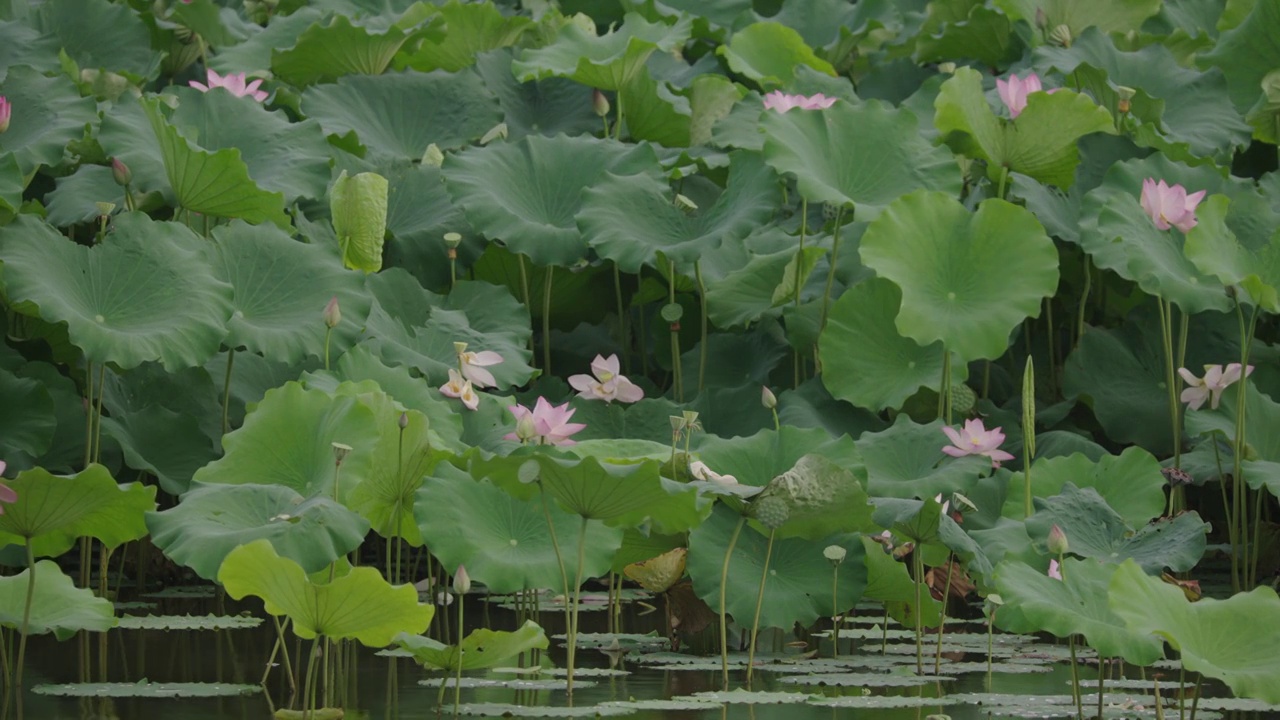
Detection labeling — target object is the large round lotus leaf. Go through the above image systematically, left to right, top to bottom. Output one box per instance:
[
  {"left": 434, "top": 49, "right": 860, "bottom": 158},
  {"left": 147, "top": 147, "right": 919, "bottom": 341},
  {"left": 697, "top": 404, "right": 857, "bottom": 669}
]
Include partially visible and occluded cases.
[
  {"left": 33, "top": 0, "right": 158, "bottom": 79},
  {"left": 1200, "top": 0, "right": 1280, "bottom": 113},
  {"left": 914, "top": 2, "right": 1019, "bottom": 67},
  {"left": 395, "top": 3, "right": 531, "bottom": 73},
  {"left": 207, "top": 8, "right": 325, "bottom": 76},
  {"left": 511, "top": 12, "right": 691, "bottom": 91},
  {"left": 271, "top": 14, "right": 419, "bottom": 86},
  {"left": 718, "top": 21, "right": 834, "bottom": 87},
  {"left": 473, "top": 49, "right": 600, "bottom": 140},
  {"left": 0, "top": 66, "right": 98, "bottom": 176},
  {"left": 934, "top": 68, "right": 1116, "bottom": 189},
  {"left": 303, "top": 69, "right": 502, "bottom": 158},
  {"left": 166, "top": 87, "right": 331, "bottom": 204},
  {"left": 141, "top": 99, "right": 292, "bottom": 228},
  {"left": 760, "top": 100, "right": 959, "bottom": 219},
  {"left": 443, "top": 134, "right": 661, "bottom": 266},
  {"left": 578, "top": 151, "right": 779, "bottom": 273},
  {"left": 859, "top": 191, "right": 1060, "bottom": 362},
  {"left": 1184, "top": 195, "right": 1280, "bottom": 313},
  {"left": 0, "top": 213, "right": 232, "bottom": 371},
  {"left": 209, "top": 220, "right": 371, "bottom": 364},
  {"left": 705, "top": 243, "right": 824, "bottom": 329},
  {"left": 363, "top": 271, "right": 535, "bottom": 388},
  {"left": 820, "top": 278, "right": 956, "bottom": 412},
  {"left": 0, "top": 368, "right": 55, "bottom": 467},
  {"left": 777, "top": 378, "right": 887, "bottom": 440},
  {"left": 191, "top": 381, "right": 380, "bottom": 499},
  {"left": 1184, "top": 384, "right": 1280, "bottom": 498},
  {"left": 565, "top": 396, "right": 684, "bottom": 446},
  {"left": 101, "top": 404, "right": 219, "bottom": 495},
  {"left": 855, "top": 414, "right": 992, "bottom": 499},
  {"left": 695, "top": 425, "right": 860, "bottom": 489},
  {"left": 1003, "top": 448, "right": 1166, "bottom": 527},
  {"left": 749, "top": 454, "right": 876, "bottom": 539},
  {"left": 535, "top": 455, "right": 710, "bottom": 533},
  {"left": 414, "top": 464, "right": 623, "bottom": 594},
  {"left": 0, "top": 465, "right": 156, "bottom": 558},
  {"left": 147, "top": 483, "right": 370, "bottom": 581},
  {"left": 1026, "top": 484, "right": 1208, "bottom": 573},
  {"left": 687, "top": 504, "right": 867, "bottom": 631},
  {"left": 860, "top": 536, "right": 943, "bottom": 629},
  {"left": 219, "top": 538, "right": 433, "bottom": 646},
  {"left": 994, "top": 558, "right": 1163, "bottom": 665},
  {"left": 1110, "top": 559, "right": 1280, "bottom": 704},
  {"left": 0, "top": 561, "right": 115, "bottom": 640},
  {"left": 395, "top": 620, "right": 548, "bottom": 671}
]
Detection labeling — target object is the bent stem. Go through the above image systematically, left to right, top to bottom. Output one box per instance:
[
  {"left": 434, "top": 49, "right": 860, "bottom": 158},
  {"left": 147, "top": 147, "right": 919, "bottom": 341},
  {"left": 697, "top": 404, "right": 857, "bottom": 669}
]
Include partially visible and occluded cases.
[
  {"left": 668, "top": 259, "right": 684, "bottom": 402},
  {"left": 566, "top": 516, "right": 590, "bottom": 696},
  {"left": 719, "top": 516, "right": 747, "bottom": 690},
  {"left": 744, "top": 529, "right": 776, "bottom": 687}
]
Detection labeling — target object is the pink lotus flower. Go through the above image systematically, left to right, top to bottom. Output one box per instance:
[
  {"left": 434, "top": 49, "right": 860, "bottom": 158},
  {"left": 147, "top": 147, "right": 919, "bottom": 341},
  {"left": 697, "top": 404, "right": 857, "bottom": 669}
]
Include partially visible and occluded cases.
[
  {"left": 189, "top": 69, "right": 269, "bottom": 102},
  {"left": 995, "top": 72, "right": 1057, "bottom": 118},
  {"left": 762, "top": 91, "right": 836, "bottom": 113},
  {"left": 0, "top": 96, "right": 10, "bottom": 133},
  {"left": 1140, "top": 178, "right": 1206, "bottom": 233},
  {"left": 456, "top": 344, "right": 503, "bottom": 389},
  {"left": 568, "top": 354, "right": 643, "bottom": 404},
  {"left": 1178, "top": 363, "right": 1253, "bottom": 411},
  {"left": 439, "top": 369, "right": 479, "bottom": 411},
  {"left": 504, "top": 398, "right": 586, "bottom": 446},
  {"left": 941, "top": 418, "right": 1016, "bottom": 467},
  {"left": 689, "top": 460, "right": 737, "bottom": 485},
  {"left": 0, "top": 461, "right": 16, "bottom": 514},
  {"left": 1048, "top": 559, "right": 1062, "bottom": 581}
]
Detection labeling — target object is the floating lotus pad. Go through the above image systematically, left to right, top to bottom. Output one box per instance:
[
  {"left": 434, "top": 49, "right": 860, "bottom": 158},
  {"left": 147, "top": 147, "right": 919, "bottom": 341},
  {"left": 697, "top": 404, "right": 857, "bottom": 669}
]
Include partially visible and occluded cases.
[
  {"left": 116, "top": 614, "right": 264, "bottom": 631},
  {"left": 779, "top": 672, "right": 953, "bottom": 687},
  {"left": 418, "top": 678, "right": 587, "bottom": 691},
  {"left": 33, "top": 681, "right": 259, "bottom": 698},
  {"left": 688, "top": 690, "right": 819, "bottom": 704},
  {"left": 454, "top": 703, "right": 635, "bottom": 717}
]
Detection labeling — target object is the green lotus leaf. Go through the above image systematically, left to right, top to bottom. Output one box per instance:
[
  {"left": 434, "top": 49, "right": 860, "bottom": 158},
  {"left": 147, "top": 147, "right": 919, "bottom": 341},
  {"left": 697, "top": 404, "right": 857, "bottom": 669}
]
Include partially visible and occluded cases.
[
  {"left": 33, "top": 0, "right": 158, "bottom": 79},
  {"left": 168, "top": 0, "right": 240, "bottom": 48},
  {"left": 751, "top": 0, "right": 885, "bottom": 48},
  {"left": 913, "top": 0, "right": 1018, "bottom": 67},
  {"left": 994, "top": 0, "right": 1160, "bottom": 38},
  {"left": 1199, "top": 0, "right": 1280, "bottom": 113},
  {"left": 394, "top": 1, "right": 531, "bottom": 73},
  {"left": 207, "top": 7, "right": 325, "bottom": 77},
  {"left": 512, "top": 12, "right": 692, "bottom": 91},
  {"left": 272, "top": 14, "right": 418, "bottom": 86},
  {"left": 0, "top": 21, "right": 61, "bottom": 75},
  {"left": 717, "top": 21, "right": 834, "bottom": 87},
  {"left": 1033, "top": 29, "right": 1250, "bottom": 163},
  {"left": 473, "top": 49, "right": 600, "bottom": 140},
  {"left": 0, "top": 66, "right": 99, "bottom": 177},
  {"left": 934, "top": 67, "right": 1116, "bottom": 189},
  {"left": 304, "top": 68, "right": 502, "bottom": 160},
  {"left": 97, "top": 96, "right": 174, "bottom": 204},
  {"left": 142, "top": 99, "right": 291, "bottom": 228},
  {"left": 761, "top": 100, "right": 960, "bottom": 220},
  {"left": 443, "top": 134, "right": 661, "bottom": 267},
  {"left": 579, "top": 151, "right": 778, "bottom": 273},
  {"left": 0, "top": 152, "right": 22, "bottom": 220},
  {"left": 44, "top": 165, "right": 136, "bottom": 227},
  {"left": 331, "top": 170, "right": 388, "bottom": 274},
  {"left": 859, "top": 191, "right": 1060, "bottom": 362},
  {"left": 1184, "top": 194, "right": 1280, "bottom": 313},
  {"left": 706, "top": 244, "right": 825, "bottom": 329},
  {"left": 362, "top": 271, "right": 535, "bottom": 388},
  {"left": 819, "top": 278, "right": 957, "bottom": 412},
  {"left": 0, "top": 368, "right": 55, "bottom": 466},
  {"left": 776, "top": 378, "right": 887, "bottom": 440},
  {"left": 191, "top": 381, "right": 380, "bottom": 499},
  {"left": 1184, "top": 384, "right": 1280, "bottom": 497},
  {"left": 564, "top": 396, "right": 684, "bottom": 446},
  {"left": 100, "top": 404, "right": 219, "bottom": 496},
  {"left": 856, "top": 415, "right": 992, "bottom": 499},
  {"left": 696, "top": 425, "right": 861, "bottom": 490},
  {"left": 1003, "top": 448, "right": 1167, "bottom": 527},
  {"left": 748, "top": 453, "right": 876, "bottom": 539},
  {"left": 535, "top": 454, "right": 710, "bottom": 533},
  {"left": 415, "top": 464, "right": 623, "bottom": 594},
  {"left": 0, "top": 465, "right": 156, "bottom": 558},
  {"left": 147, "top": 483, "right": 371, "bottom": 581},
  {"left": 1026, "top": 484, "right": 1208, "bottom": 573},
  {"left": 871, "top": 496, "right": 943, "bottom": 546},
  {"left": 687, "top": 504, "right": 867, "bottom": 631},
  {"left": 860, "top": 536, "right": 943, "bottom": 629},
  {"left": 219, "top": 539, "right": 433, "bottom": 646},
  {"left": 993, "top": 558, "right": 1163, "bottom": 665},
  {"left": 1110, "top": 559, "right": 1280, "bottom": 703},
  {"left": 0, "top": 561, "right": 115, "bottom": 640},
  {"left": 116, "top": 614, "right": 263, "bottom": 631},
  {"left": 394, "top": 620, "right": 548, "bottom": 671},
  {"left": 33, "top": 681, "right": 258, "bottom": 698}
]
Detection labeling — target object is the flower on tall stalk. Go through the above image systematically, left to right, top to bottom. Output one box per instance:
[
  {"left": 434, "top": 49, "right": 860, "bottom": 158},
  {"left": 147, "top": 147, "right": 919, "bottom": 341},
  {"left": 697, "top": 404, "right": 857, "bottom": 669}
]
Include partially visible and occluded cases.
[
  {"left": 189, "top": 69, "right": 269, "bottom": 102},
  {"left": 995, "top": 72, "right": 1056, "bottom": 118},
  {"left": 762, "top": 91, "right": 836, "bottom": 113},
  {"left": 0, "top": 96, "right": 10, "bottom": 133},
  {"left": 1140, "top": 178, "right": 1206, "bottom": 233},
  {"left": 454, "top": 342, "right": 503, "bottom": 389},
  {"left": 568, "top": 354, "right": 643, "bottom": 404},
  {"left": 1178, "top": 363, "right": 1253, "bottom": 411},
  {"left": 439, "top": 369, "right": 480, "bottom": 411},
  {"left": 503, "top": 397, "right": 586, "bottom": 446},
  {"left": 941, "top": 418, "right": 1015, "bottom": 467},
  {"left": 0, "top": 461, "right": 17, "bottom": 514}
]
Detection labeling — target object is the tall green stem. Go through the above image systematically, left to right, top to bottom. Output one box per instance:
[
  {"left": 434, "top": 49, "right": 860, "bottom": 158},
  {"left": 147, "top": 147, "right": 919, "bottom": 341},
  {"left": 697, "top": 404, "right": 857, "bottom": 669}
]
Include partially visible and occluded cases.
[
  {"left": 996, "top": 165, "right": 1009, "bottom": 200},
  {"left": 792, "top": 199, "right": 808, "bottom": 389},
  {"left": 818, "top": 207, "right": 848, "bottom": 337},
  {"left": 1076, "top": 255, "right": 1091, "bottom": 348},
  {"left": 668, "top": 259, "right": 683, "bottom": 402},
  {"left": 695, "top": 260, "right": 708, "bottom": 394},
  {"left": 614, "top": 263, "right": 630, "bottom": 375},
  {"left": 542, "top": 266, "right": 554, "bottom": 378},
  {"left": 1157, "top": 299, "right": 1182, "bottom": 469},
  {"left": 1230, "top": 300, "right": 1259, "bottom": 591},
  {"left": 323, "top": 328, "right": 333, "bottom": 371},
  {"left": 938, "top": 346, "right": 952, "bottom": 424},
  {"left": 221, "top": 347, "right": 235, "bottom": 437},
  {"left": 1023, "top": 358, "right": 1037, "bottom": 518},
  {"left": 83, "top": 360, "right": 94, "bottom": 469},
  {"left": 93, "top": 363, "right": 106, "bottom": 464},
  {"left": 538, "top": 487, "right": 572, "bottom": 678},
  {"left": 566, "top": 516, "right": 589, "bottom": 696},
  {"left": 719, "top": 516, "right": 746, "bottom": 690},
  {"left": 744, "top": 529, "right": 776, "bottom": 686},
  {"left": 14, "top": 543, "right": 36, "bottom": 715},
  {"left": 913, "top": 547, "right": 924, "bottom": 675},
  {"left": 933, "top": 554, "right": 954, "bottom": 675},
  {"left": 830, "top": 564, "right": 840, "bottom": 659},
  {"left": 453, "top": 597, "right": 464, "bottom": 713},
  {"left": 1069, "top": 635, "right": 1083, "bottom": 720},
  {"left": 302, "top": 637, "right": 321, "bottom": 718}
]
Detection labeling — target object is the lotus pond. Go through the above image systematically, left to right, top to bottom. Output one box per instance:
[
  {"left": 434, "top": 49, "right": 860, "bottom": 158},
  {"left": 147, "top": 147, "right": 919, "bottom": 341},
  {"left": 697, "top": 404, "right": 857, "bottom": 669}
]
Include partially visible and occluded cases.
[{"left": 3, "top": 0, "right": 1280, "bottom": 718}]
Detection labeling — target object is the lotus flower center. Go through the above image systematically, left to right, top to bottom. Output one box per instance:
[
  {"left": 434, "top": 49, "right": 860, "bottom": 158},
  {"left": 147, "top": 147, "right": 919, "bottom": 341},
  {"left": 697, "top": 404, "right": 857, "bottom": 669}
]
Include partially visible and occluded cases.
[{"left": 599, "top": 371, "right": 614, "bottom": 381}]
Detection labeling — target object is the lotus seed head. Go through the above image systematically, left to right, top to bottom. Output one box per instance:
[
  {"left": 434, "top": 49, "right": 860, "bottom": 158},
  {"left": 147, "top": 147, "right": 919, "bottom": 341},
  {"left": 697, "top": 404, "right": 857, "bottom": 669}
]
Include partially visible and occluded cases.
[
  {"left": 1050, "top": 24, "right": 1072, "bottom": 47},
  {"left": 95, "top": 202, "right": 116, "bottom": 217},
  {"left": 443, "top": 232, "right": 462, "bottom": 249},
  {"left": 453, "top": 341, "right": 468, "bottom": 356},
  {"left": 331, "top": 442, "right": 352, "bottom": 464},
  {"left": 823, "top": 545, "right": 847, "bottom": 564}
]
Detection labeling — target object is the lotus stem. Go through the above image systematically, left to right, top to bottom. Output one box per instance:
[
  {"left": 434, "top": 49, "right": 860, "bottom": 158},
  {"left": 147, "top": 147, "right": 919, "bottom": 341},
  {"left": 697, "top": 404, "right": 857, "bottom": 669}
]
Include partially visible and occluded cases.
[
  {"left": 614, "top": 90, "right": 625, "bottom": 141},
  {"left": 996, "top": 165, "right": 1009, "bottom": 200},
  {"left": 792, "top": 199, "right": 808, "bottom": 388},
  {"left": 818, "top": 206, "right": 848, "bottom": 337},
  {"left": 1076, "top": 254, "right": 1091, "bottom": 348},
  {"left": 667, "top": 259, "right": 684, "bottom": 402},
  {"left": 695, "top": 260, "right": 708, "bottom": 394},
  {"left": 613, "top": 263, "right": 630, "bottom": 376},
  {"left": 542, "top": 265, "right": 554, "bottom": 377},
  {"left": 1044, "top": 298, "right": 1057, "bottom": 398},
  {"left": 1157, "top": 299, "right": 1181, "bottom": 471},
  {"left": 1230, "top": 299, "right": 1259, "bottom": 591},
  {"left": 323, "top": 327, "right": 333, "bottom": 371},
  {"left": 938, "top": 346, "right": 952, "bottom": 424},
  {"left": 221, "top": 347, "right": 235, "bottom": 437},
  {"left": 1023, "top": 357, "right": 1036, "bottom": 518},
  {"left": 83, "top": 360, "right": 94, "bottom": 470},
  {"left": 93, "top": 363, "right": 106, "bottom": 463},
  {"left": 1212, "top": 439, "right": 1236, "bottom": 560},
  {"left": 537, "top": 486, "right": 572, "bottom": 676},
  {"left": 566, "top": 515, "right": 590, "bottom": 695},
  {"left": 719, "top": 515, "right": 746, "bottom": 689},
  {"left": 745, "top": 529, "right": 776, "bottom": 686},
  {"left": 13, "top": 543, "right": 36, "bottom": 713},
  {"left": 913, "top": 546, "right": 924, "bottom": 675},
  {"left": 934, "top": 553, "right": 954, "bottom": 675},
  {"left": 830, "top": 564, "right": 839, "bottom": 659},
  {"left": 453, "top": 595, "right": 464, "bottom": 713},
  {"left": 881, "top": 605, "right": 889, "bottom": 654},
  {"left": 987, "top": 606, "right": 995, "bottom": 676},
  {"left": 262, "top": 617, "right": 296, "bottom": 693},
  {"left": 1068, "top": 635, "right": 1082, "bottom": 720},
  {"left": 302, "top": 636, "right": 322, "bottom": 719},
  {"left": 1098, "top": 656, "right": 1107, "bottom": 720},
  {"left": 1189, "top": 671, "right": 1203, "bottom": 720}
]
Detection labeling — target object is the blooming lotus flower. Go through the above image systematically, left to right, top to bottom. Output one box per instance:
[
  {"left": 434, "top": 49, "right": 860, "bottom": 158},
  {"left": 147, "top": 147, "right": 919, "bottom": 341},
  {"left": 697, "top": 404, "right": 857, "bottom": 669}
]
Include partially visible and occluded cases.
[
  {"left": 189, "top": 69, "right": 269, "bottom": 102},
  {"left": 995, "top": 72, "right": 1057, "bottom": 118},
  {"left": 762, "top": 91, "right": 837, "bottom": 113},
  {"left": 0, "top": 95, "right": 10, "bottom": 133},
  {"left": 1140, "top": 178, "right": 1206, "bottom": 233},
  {"left": 455, "top": 344, "right": 503, "bottom": 389},
  {"left": 568, "top": 354, "right": 643, "bottom": 404},
  {"left": 1178, "top": 363, "right": 1253, "bottom": 411},
  {"left": 439, "top": 369, "right": 479, "bottom": 411},
  {"left": 504, "top": 397, "right": 586, "bottom": 446},
  {"left": 941, "top": 418, "right": 1016, "bottom": 467},
  {"left": 689, "top": 460, "right": 737, "bottom": 485},
  {"left": 0, "top": 461, "right": 16, "bottom": 514},
  {"left": 1048, "top": 559, "right": 1062, "bottom": 581}
]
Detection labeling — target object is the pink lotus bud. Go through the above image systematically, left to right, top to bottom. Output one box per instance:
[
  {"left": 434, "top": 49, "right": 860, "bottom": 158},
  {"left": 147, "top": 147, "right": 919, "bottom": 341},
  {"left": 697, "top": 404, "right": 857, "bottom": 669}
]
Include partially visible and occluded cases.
[
  {"left": 592, "top": 89, "right": 610, "bottom": 117},
  {"left": 0, "top": 96, "right": 10, "bottom": 134},
  {"left": 111, "top": 157, "right": 132, "bottom": 186},
  {"left": 323, "top": 296, "right": 341, "bottom": 329},
  {"left": 761, "top": 386, "right": 777, "bottom": 410},
  {"left": 1047, "top": 524, "right": 1069, "bottom": 555},
  {"left": 452, "top": 565, "right": 470, "bottom": 594}
]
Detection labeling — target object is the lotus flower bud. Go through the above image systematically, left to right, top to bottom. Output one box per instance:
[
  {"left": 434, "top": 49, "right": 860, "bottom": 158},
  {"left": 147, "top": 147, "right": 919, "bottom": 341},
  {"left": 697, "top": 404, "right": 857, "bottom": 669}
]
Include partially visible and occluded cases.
[
  {"left": 1034, "top": 7, "right": 1047, "bottom": 29},
  {"left": 1050, "top": 24, "right": 1072, "bottom": 47},
  {"left": 592, "top": 88, "right": 610, "bottom": 117},
  {"left": 0, "top": 95, "right": 10, "bottom": 134},
  {"left": 422, "top": 143, "right": 444, "bottom": 167},
  {"left": 111, "top": 157, "right": 132, "bottom": 186},
  {"left": 443, "top": 232, "right": 462, "bottom": 249},
  {"left": 323, "top": 296, "right": 341, "bottom": 329},
  {"left": 761, "top": 386, "right": 777, "bottom": 410},
  {"left": 398, "top": 412, "right": 409, "bottom": 430},
  {"left": 514, "top": 413, "right": 537, "bottom": 442},
  {"left": 1047, "top": 524, "right": 1069, "bottom": 555},
  {"left": 823, "top": 545, "right": 847, "bottom": 564},
  {"left": 452, "top": 564, "right": 471, "bottom": 594}
]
